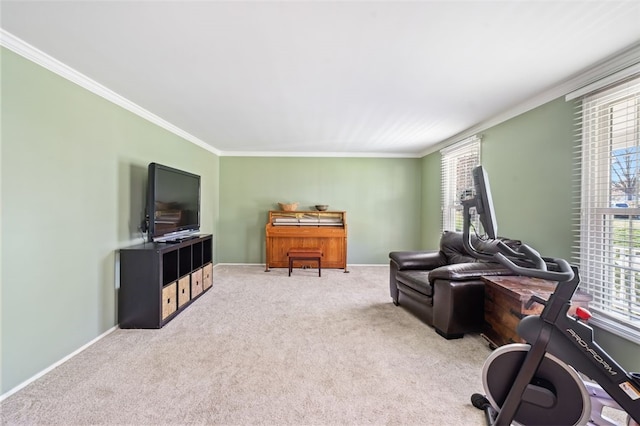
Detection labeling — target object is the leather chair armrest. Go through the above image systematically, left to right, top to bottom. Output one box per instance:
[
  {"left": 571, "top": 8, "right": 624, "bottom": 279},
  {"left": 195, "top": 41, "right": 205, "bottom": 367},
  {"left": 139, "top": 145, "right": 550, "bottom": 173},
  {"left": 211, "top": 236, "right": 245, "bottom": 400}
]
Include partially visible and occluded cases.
[
  {"left": 389, "top": 250, "right": 448, "bottom": 271},
  {"left": 428, "top": 262, "right": 510, "bottom": 282}
]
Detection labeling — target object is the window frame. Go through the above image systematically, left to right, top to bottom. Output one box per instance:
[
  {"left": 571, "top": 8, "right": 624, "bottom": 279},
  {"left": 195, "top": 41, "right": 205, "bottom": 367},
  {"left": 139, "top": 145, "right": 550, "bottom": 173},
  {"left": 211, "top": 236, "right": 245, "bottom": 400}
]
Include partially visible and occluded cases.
[
  {"left": 575, "top": 74, "right": 640, "bottom": 342},
  {"left": 441, "top": 135, "right": 481, "bottom": 234}
]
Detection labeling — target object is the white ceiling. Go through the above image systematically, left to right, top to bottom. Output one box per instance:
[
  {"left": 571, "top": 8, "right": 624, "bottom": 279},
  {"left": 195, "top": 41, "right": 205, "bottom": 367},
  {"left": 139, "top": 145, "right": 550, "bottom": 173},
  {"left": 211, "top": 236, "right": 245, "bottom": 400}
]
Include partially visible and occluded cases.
[{"left": 2, "top": 1, "right": 640, "bottom": 157}]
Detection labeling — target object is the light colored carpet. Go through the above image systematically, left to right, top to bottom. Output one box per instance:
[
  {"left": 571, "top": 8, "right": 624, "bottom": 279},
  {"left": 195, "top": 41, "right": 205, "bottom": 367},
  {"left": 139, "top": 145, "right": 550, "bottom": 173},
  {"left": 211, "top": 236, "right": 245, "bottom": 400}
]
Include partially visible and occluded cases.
[{"left": 1, "top": 265, "right": 491, "bottom": 425}]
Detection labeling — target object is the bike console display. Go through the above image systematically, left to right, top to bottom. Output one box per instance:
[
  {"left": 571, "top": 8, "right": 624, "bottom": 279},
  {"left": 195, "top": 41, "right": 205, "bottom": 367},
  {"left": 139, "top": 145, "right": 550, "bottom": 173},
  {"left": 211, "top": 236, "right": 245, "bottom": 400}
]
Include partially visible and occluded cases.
[{"left": 472, "top": 165, "right": 498, "bottom": 240}]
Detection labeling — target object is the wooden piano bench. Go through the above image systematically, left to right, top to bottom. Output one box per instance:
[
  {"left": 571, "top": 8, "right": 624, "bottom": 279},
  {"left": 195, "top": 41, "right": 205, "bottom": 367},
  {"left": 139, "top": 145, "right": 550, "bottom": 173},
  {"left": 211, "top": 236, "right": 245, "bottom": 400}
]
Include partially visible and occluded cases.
[{"left": 288, "top": 248, "right": 323, "bottom": 277}]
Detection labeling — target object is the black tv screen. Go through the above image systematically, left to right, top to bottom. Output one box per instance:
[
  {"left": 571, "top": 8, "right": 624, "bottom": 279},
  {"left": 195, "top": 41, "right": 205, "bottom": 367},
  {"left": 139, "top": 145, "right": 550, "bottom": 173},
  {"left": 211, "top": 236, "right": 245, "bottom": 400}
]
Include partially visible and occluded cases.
[
  {"left": 147, "top": 163, "right": 201, "bottom": 242},
  {"left": 472, "top": 165, "right": 498, "bottom": 239}
]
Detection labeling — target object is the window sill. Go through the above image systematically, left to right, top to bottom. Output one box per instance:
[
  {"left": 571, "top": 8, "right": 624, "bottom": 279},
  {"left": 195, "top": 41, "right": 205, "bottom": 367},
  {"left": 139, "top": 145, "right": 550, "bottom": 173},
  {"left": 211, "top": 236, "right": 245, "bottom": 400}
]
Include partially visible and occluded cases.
[{"left": 589, "top": 312, "right": 640, "bottom": 346}]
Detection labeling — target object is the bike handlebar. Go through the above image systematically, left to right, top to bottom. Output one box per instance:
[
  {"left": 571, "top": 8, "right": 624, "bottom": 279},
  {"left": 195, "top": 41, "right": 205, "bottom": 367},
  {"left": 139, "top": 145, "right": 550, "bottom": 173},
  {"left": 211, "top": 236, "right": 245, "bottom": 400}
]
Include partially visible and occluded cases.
[{"left": 493, "top": 243, "right": 574, "bottom": 282}]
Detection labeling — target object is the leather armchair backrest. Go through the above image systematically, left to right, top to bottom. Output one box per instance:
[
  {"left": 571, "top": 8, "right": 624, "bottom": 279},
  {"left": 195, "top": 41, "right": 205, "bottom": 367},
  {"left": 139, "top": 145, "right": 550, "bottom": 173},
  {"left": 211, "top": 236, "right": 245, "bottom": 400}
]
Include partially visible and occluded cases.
[
  {"left": 440, "top": 231, "right": 522, "bottom": 264},
  {"left": 440, "top": 231, "right": 478, "bottom": 264}
]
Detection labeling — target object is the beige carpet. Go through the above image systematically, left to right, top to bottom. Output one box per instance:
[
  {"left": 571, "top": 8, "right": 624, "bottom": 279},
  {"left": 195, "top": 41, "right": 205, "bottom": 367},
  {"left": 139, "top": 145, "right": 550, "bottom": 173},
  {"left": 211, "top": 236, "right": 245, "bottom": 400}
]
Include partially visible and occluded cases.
[{"left": 1, "top": 265, "right": 491, "bottom": 425}]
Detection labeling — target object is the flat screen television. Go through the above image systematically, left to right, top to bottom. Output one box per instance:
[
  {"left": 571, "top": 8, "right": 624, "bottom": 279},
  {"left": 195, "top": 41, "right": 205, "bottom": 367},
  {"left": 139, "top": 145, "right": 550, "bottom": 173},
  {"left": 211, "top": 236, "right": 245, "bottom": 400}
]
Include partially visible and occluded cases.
[
  {"left": 147, "top": 162, "right": 201, "bottom": 242},
  {"left": 472, "top": 165, "right": 498, "bottom": 239}
]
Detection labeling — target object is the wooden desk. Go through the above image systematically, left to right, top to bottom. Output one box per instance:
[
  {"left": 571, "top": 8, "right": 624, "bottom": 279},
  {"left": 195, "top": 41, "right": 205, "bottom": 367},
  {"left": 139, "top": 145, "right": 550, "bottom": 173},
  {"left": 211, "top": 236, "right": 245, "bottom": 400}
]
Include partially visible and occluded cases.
[{"left": 481, "top": 275, "right": 592, "bottom": 347}]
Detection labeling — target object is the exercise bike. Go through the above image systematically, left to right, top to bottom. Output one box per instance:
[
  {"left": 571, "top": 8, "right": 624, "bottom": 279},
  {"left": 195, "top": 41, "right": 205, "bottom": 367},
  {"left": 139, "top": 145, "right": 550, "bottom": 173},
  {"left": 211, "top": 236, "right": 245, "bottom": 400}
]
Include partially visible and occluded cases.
[{"left": 462, "top": 166, "right": 640, "bottom": 426}]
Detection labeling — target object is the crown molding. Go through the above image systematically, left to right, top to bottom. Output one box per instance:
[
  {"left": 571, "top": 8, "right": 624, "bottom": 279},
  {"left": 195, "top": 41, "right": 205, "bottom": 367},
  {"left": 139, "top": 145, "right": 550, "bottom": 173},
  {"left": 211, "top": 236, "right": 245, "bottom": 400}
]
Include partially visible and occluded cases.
[
  {"left": 0, "top": 29, "right": 222, "bottom": 157},
  {"left": 420, "top": 41, "right": 640, "bottom": 158},
  {"left": 566, "top": 62, "right": 640, "bottom": 100},
  {"left": 220, "top": 150, "right": 420, "bottom": 158}
]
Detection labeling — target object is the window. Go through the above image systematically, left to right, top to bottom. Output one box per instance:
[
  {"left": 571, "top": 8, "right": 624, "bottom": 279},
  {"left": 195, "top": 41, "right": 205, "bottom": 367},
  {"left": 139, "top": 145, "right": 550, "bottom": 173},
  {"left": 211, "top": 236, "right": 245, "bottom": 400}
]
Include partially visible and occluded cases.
[
  {"left": 575, "top": 74, "right": 640, "bottom": 337},
  {"left": 441, "top": 136, "right": 480, "bottom": 233}
]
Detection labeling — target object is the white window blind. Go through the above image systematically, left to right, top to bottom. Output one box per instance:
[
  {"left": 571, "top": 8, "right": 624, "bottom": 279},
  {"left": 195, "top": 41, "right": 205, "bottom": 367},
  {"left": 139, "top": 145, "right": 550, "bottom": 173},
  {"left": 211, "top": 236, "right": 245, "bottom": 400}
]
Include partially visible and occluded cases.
[
  {"left": 574, "top": 74, "right": 640, "bottom": 336},
  {"left": 441, "top": 136, "right": 481, "bottom": 233}
]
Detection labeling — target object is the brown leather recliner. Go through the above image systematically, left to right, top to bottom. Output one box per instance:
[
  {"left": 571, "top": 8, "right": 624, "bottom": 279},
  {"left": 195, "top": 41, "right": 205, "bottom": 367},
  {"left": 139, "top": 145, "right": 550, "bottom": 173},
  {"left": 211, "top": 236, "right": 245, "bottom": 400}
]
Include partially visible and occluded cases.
[{"left": 389, "top": 231, "right": 514, "bottom": 339}]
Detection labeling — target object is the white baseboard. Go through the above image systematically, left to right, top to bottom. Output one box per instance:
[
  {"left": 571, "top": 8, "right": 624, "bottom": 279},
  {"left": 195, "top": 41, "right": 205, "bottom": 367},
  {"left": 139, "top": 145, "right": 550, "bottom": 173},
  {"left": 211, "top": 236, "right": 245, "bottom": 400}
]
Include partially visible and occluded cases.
[
  {"left": 214, "top": 262, "right": 257, "bottom": 266},
  {"left": 215, "top": 262, "right": 388, "bottom": 267},
  {"left": 345, "top": 263, "right": 388, "bottom": 267},
  {"left": 0, "top": 325, "right": 118, "bottom": 402}
]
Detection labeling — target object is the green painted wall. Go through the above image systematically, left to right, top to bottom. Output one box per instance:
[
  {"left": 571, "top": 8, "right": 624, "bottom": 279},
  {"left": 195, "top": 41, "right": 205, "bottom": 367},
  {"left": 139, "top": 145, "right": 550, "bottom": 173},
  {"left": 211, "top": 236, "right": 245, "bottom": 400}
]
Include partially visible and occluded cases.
[
  {"left": 1, "top": 48, "right": 220, "bottom": 394},
  {"left": 481, "top": 98, "right": 576, "bottom": 260},
  {"left": 420, "top": 152, "right": 442, "bottom": 250},
  {"left": 219, "top": 156, "right": 422, "bottom": 264}
]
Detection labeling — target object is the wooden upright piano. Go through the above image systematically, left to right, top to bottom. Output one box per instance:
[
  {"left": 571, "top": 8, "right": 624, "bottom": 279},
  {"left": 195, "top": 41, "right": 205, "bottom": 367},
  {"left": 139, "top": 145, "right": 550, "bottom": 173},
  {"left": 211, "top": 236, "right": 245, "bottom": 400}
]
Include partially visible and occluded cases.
[{"left": 265, "top": 210, "right": 347, "bottom": 272}]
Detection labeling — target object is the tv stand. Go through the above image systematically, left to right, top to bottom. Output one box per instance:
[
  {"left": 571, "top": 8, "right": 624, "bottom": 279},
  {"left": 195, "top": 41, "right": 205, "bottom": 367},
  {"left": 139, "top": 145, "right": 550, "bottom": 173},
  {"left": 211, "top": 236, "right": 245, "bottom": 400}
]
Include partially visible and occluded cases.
[{"left": 119, "top": 234, "right": 213, "bottom": 328}]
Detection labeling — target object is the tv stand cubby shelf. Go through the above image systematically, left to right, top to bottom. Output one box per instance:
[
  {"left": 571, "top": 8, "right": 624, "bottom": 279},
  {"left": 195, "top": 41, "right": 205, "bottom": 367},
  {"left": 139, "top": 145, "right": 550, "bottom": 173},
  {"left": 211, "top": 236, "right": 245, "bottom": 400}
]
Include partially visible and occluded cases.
[{"left": 118, "top": 234, "right": 213, "bottom": 329}]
